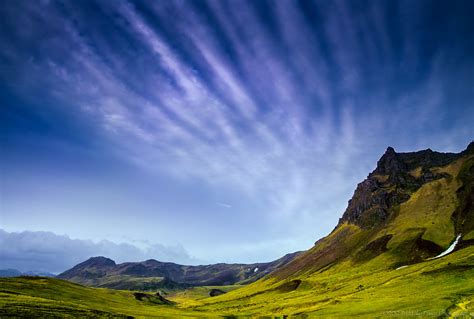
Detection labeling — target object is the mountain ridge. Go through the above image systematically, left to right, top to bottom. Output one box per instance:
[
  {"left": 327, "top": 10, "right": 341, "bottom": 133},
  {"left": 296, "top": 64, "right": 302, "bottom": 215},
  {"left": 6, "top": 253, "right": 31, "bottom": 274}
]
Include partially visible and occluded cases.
[
  {"left": 1, "top": 142, "right": 473, "bottom": 317},
  {"left": 58, "top": 142, "right": 473, "bottom": 291},
  {"left": 244, "top": 142, "right": 474, "bottom": 281},
  {"left": 339, "top": 144, "right": 471, "bottom": 229},
  {"left": 57, "top": 251, "right": 302, "bottom": 290}
]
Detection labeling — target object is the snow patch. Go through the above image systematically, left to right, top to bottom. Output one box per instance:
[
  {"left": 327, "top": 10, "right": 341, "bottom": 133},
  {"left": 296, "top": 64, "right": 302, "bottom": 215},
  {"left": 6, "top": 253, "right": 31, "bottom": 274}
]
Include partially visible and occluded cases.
[
  {"left": 430, "top": 234, "right": 462, "bottom": 260},
  {"left": 254, "top": 267, "right": 258, "bottom": 273}
]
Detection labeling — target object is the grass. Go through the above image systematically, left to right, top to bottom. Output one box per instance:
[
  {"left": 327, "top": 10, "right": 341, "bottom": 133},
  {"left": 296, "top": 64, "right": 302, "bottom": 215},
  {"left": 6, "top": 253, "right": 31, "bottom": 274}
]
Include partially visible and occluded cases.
[
  {"left": 2, "top": 155, "right": 473, "bottom": 317},
  {"left": 368, "top": 156, "right": 473, "bottom": 272},
  {"left": 381, "top": 157, "right": 469, "bottom": 250},
  {"left": 383, "top": 176, "right": 458, "bottom": 249},
  {"left": 465, "top": 230, "right": 474, "bottom": 241},
  {"left": 2, "top": 245, "right": 472, "bottom": 318},
  {"left": 189, "top": 246, "right": 474, "bottom": 318},
  {"left": 0, "top": 277, "right": 210, "bottom": 318},
  {"left": 167, "top": 285, "right": 243, "bottom": 305}
]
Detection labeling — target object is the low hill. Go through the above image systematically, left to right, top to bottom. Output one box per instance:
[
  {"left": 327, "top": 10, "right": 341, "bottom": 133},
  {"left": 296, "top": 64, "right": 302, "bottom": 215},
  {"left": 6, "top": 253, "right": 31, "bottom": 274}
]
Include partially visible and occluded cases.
[
  {"left": 57, "top": 251, "right": 302, "bottom": 290},
  {"left": 0, "top": 276, "right": 199, "bottom": 318}
]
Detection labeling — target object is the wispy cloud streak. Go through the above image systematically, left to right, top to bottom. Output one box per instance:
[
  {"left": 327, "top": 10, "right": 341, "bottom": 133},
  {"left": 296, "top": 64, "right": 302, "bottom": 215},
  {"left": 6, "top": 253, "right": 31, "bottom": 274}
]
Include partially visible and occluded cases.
[{"left": 1, "top": 0, "right": 473, "bottom": 261}]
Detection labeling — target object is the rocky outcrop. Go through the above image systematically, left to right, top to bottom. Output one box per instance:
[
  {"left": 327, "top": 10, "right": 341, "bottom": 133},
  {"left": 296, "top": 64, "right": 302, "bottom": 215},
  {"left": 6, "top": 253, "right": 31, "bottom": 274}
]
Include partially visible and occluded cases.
[
  {"left": 338, "top": 144, "right": 470, "bottom": 229},
  {"left": 209, "top": 288, "right": 226, "bottom": 297},
  {"left": 133, "top": 292, "right": 174, "bottom": 305}
]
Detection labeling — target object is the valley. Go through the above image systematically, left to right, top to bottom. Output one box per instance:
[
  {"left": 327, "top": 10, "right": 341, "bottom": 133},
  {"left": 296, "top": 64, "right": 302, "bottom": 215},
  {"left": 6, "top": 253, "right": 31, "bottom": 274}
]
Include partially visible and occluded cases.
[{"left": 1, "top": 143, "right": 473, "bottom": 317}]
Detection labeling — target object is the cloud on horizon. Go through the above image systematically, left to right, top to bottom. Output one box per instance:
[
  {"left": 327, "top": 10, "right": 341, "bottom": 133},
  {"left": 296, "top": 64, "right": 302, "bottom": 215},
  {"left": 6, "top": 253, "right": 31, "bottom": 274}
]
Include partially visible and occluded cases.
[{"left": 0, "top": 229, "right": 197, "bottom": 273}]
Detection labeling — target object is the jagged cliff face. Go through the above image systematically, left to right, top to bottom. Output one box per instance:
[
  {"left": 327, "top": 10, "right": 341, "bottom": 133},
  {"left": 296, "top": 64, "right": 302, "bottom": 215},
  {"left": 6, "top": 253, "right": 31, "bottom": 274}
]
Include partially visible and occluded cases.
[{"left": 339, "top": 144, "right": 470, "bottom": 228}]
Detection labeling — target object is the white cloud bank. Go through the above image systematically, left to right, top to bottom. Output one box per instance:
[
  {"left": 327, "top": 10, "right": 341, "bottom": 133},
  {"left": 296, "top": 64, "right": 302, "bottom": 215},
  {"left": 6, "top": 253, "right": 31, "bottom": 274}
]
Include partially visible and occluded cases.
[{"left": 0, "top": 229, "right": 197, "bottom": 273}]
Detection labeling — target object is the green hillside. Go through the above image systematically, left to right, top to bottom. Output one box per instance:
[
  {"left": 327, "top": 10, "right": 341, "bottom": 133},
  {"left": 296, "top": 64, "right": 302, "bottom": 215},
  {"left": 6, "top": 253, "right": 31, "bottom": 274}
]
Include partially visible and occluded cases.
[
  {"left": 1, "top": 144, "right": 473, "bottom": 317},
  {"left": 188, "top": 146, "right": 474, "bottom": 317},
  {"left": 190, "top": 246, "right": 474, "bottom": 317},
  {"left": 1, "top": 248, "right": 473, "bottom": 318},
  {"left": 0, "top": 276, "right": 203, "bottom": 318}
]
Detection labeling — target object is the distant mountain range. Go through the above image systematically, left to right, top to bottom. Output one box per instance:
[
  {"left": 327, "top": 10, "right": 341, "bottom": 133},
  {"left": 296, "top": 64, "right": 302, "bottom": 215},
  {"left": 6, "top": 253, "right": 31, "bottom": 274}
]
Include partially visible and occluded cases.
[
  {"left": 57, "top": 251, "right": 302, "bottom": 291},
  {"left": 0, "top": 269, "right": 56, "bottom": 278}
]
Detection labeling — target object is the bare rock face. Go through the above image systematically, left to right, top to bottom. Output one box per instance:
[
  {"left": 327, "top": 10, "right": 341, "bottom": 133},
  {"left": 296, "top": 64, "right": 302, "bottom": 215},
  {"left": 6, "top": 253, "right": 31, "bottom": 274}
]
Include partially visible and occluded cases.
[
  {"left": 338, "top": 145, "right": 467, "bottom": 229},
  {"left": 374, "top": 147, "right": 406, "bottom": 176}
]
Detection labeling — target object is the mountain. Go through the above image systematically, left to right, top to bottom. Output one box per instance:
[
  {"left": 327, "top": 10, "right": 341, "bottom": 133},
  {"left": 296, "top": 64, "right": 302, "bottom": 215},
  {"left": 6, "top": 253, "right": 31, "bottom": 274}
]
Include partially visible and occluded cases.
[
  {"left": 57, "top": 142, "right": 474, "bottom": 296},
  {"left": 189, "top": 142, "right": 474, "bottom": 315},
  {"left": 265, "top": 142, "right": 474, "bottom": 280},
  {"left": 2, "top": 143, "right": 473, "bottom": 317},
  {"left": 57, "top": 251, "right": 302, "bottom": 290},
  {"left": 0, "top": 269, "right": 56, "bottom": 278},
  {"left": 0, "top": 269, "right": 22, "bottom": 277}
]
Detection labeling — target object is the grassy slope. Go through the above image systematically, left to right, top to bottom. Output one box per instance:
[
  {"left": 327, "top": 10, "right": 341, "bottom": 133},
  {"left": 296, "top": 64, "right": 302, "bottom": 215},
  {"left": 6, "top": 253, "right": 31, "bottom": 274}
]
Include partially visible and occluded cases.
[
  {"left": 2, "top": 155, "right": 473, "bottom": 318},
  {"left": 383, "top": 156, "right": 466, "bottom": 250},
  {"left": 3, "top": 246, "right": 472, "bottom": 318},
  {"left": 190, "top": 246, "right": 474, "bottom": 317},
  {"left": 93, "top": 275, "right": 189, "bottom": 293},
  {"left": 0, "top": 277, "right": 209, "bottom": 318},
  {"left": 167, "top": 285, "right": 243, "bottom": 305}
]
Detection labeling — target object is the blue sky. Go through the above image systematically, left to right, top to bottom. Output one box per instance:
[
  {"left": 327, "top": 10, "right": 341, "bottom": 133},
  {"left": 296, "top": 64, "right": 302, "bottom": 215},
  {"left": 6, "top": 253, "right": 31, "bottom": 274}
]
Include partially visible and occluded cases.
[{"left": 1, "top": 0, "right": 473, "bottom": 272}]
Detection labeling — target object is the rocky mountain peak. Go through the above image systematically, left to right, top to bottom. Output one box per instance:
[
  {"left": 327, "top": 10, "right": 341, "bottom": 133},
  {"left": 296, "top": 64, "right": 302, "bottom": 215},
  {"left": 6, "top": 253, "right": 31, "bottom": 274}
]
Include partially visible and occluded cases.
[
  {"left": 337, "top": 143, "right": 469, "bottom": 229},
  {"left": 373, "top": 146, "right": 405, "bottom": 176},
  {"left": 385, "top": 146, "right": 396, "bottom": 154},
  {"left": 81, "top": 257, "right": 116, "bottom": 268}
]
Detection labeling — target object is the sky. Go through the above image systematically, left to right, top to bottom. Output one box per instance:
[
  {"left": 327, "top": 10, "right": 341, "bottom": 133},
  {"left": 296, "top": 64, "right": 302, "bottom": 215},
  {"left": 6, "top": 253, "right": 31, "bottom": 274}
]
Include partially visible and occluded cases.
[{"left": 0, "top": 0, "right": 473, "bottom": 273}]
